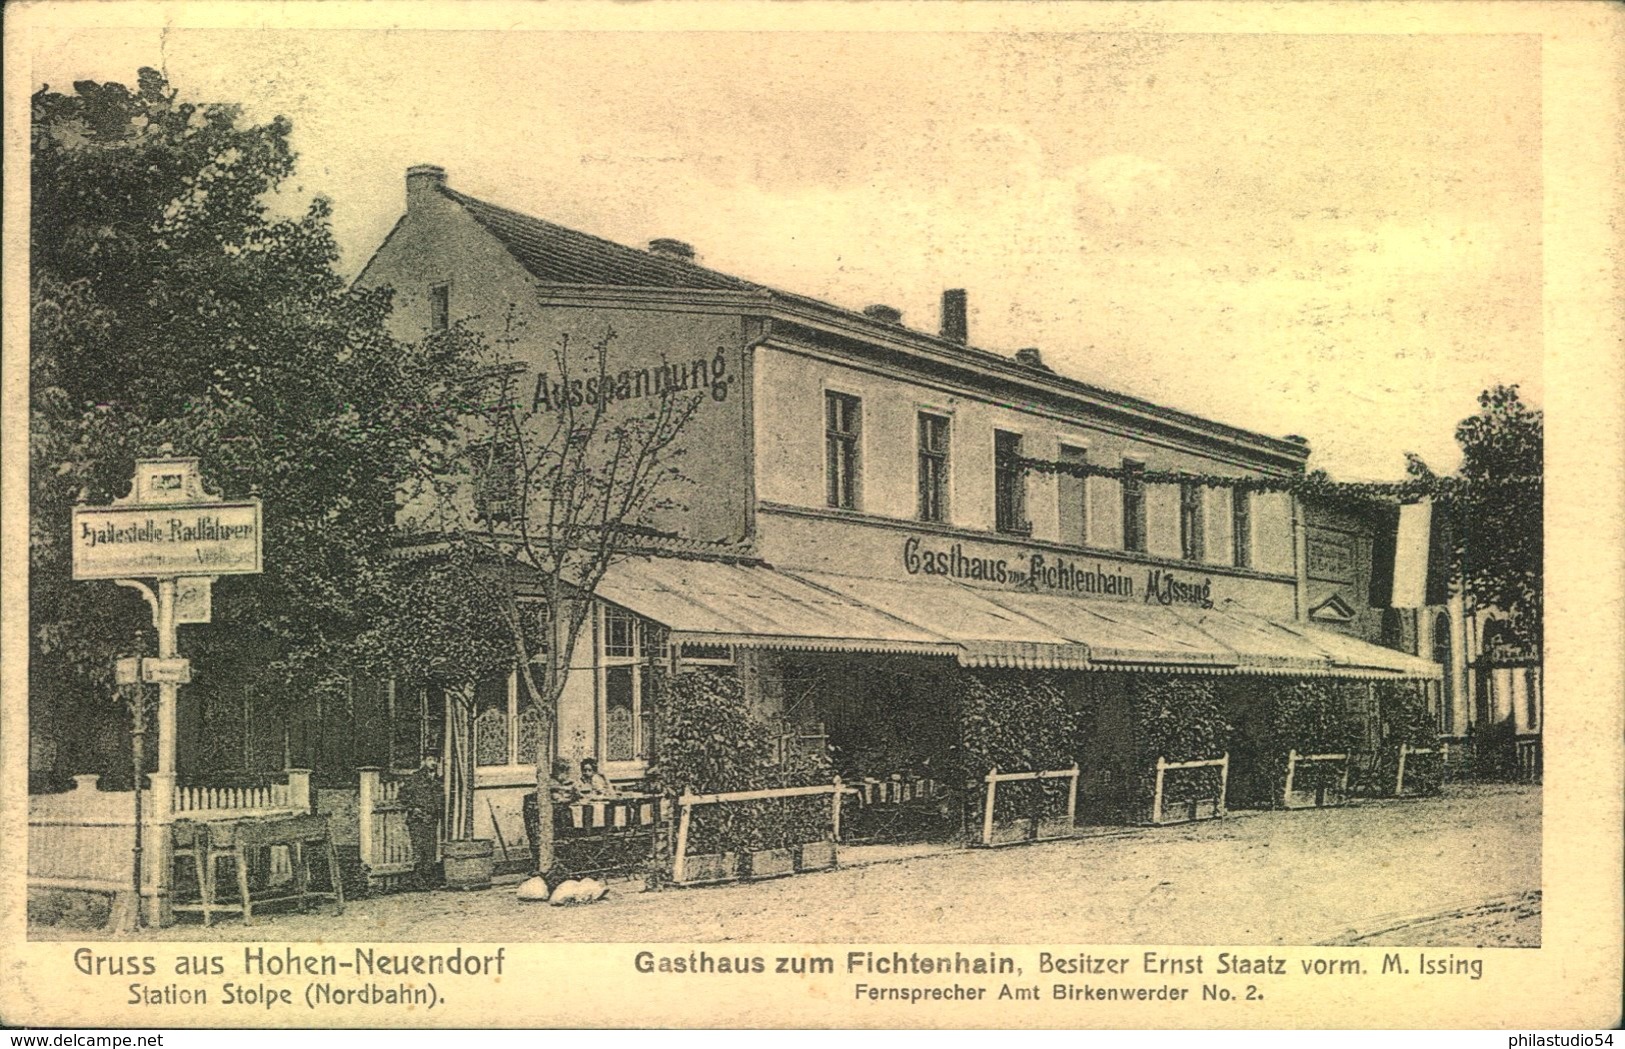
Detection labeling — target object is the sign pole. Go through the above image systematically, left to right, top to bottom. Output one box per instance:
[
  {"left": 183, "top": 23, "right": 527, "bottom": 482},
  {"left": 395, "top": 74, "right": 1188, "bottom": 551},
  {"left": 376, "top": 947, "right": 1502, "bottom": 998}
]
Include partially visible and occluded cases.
[
  {"left": 73, "top": 459, "right": 263, "bottom": 927},
  {"left": 154, "top": 578, "right": 178, "bottom": 774},
  {"left": 129, "top": 683, "right": 146, "bottom": 930}
]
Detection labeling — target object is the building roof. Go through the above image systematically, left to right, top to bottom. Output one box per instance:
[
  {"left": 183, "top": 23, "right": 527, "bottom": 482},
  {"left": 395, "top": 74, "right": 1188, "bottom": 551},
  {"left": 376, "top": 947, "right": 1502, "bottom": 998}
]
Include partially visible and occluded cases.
[
  {"left": 428, "top": 178, "right": 1310, "bottom": 467},
  {"left": 445, "top": 187, "right": 760, "bottom": 293}
]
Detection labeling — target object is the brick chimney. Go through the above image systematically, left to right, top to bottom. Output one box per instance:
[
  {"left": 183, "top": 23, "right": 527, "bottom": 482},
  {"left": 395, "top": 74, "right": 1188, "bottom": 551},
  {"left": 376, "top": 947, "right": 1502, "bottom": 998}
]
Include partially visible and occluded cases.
[
  {"left": 406, "top": 164, "right": 447, "bottom": 212},
  {"left": 648, "top": 238, "right": 695, "bottom": 261},
  {"left": 941, "top": 289, "right": 968, "bottom": 345},
  {"left": 863, "top": 304, "right": 903, "bottom": 325},
  {"left": 1014, "top": 347, "right": 1052, "bottom": 371}
]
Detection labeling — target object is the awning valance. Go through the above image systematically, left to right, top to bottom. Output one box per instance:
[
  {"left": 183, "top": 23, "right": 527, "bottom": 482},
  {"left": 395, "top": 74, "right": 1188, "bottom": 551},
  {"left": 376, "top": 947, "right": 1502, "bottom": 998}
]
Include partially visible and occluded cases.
[{"left": 596, "top": 557, "right": 1440, "bottom": 680}]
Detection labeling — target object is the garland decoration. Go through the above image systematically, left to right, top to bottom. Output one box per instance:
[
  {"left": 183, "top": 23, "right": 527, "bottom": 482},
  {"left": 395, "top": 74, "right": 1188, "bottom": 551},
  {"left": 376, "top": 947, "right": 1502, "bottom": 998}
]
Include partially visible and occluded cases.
[{"left": 1014, "top": 457, "right": 1542, "bottom": 503}]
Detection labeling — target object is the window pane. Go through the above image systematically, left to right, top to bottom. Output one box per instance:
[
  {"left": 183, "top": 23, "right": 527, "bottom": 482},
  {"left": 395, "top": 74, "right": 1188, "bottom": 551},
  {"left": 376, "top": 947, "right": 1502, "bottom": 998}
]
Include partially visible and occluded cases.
[
  {"left": 825, "top": 393, "right": 861, "bottom": 509},
  {"left": 918, "top": 413, "right": 949, "bottom": 522},
  {"left": 995, "top": 431, "right": 1027, "bottom": 533},
  {"left": 1122, "top": 461, "right": 1146, "bottom": 553},
  {"left": 1180, "top": 483, "right": 1204, "bottom": 561},
  {"left": 1232, "top": 490, "right": 1252, "bottom": 567},
  {"left": 604, "top": 608, "right": 637, "bottom": 658},
  {"left": 604, "top": 667, "right": 636, "bottom": 762},
  {"left": 472, "top": 675, "right": 510, "bottom": 767}
]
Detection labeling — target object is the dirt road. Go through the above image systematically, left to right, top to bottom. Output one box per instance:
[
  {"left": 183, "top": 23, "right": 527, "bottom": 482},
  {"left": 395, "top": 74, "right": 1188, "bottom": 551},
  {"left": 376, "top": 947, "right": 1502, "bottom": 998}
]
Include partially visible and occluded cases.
[{"left": 67, "top": 783, "right": 1540, "bottom": 946}]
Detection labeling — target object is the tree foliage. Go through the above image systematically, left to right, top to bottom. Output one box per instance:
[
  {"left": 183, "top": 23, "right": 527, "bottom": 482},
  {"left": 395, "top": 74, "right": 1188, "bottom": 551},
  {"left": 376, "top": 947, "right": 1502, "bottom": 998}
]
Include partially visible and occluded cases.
[
  {"left": 29, "top": 70, "right": 471, "bottom": 778},
  {"left": 1447, "top": 385, "right": 1543, "bottom": 641}
]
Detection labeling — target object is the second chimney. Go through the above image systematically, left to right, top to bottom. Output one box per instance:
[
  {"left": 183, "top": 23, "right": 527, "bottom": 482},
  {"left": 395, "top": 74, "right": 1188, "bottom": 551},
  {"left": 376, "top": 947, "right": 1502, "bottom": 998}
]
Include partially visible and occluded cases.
[
  {"left": 648, "top": 238, "right": 696, "bottom": 261},
  {"left": 941, "top": 289, "right": 968, "bottom": 345}
]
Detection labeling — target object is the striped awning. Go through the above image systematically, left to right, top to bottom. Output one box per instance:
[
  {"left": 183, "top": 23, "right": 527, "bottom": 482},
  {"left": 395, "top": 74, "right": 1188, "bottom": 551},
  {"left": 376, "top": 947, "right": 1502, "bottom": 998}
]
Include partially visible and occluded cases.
[{"left": 596, "top": 557, "right": 1440, "bottom": 679}]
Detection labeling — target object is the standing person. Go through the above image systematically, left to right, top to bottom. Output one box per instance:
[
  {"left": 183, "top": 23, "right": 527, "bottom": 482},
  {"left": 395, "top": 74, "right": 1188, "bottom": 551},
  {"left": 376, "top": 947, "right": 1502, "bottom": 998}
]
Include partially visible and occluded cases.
[{"left": 400, "top": 755, "right": 444, "bottom": 891}]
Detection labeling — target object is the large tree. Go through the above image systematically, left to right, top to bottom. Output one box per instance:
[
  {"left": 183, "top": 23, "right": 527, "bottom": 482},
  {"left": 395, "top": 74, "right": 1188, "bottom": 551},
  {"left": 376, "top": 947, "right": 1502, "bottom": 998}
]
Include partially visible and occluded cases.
[
  {"left": 30, "top": 69, "right": 472, "bottom": 781},
  {"left": 403, "top": 314, "right": 700, "bottom": 874},
  {"left": 1446, "top": 384, "right": 1543, "bottom": 642}
]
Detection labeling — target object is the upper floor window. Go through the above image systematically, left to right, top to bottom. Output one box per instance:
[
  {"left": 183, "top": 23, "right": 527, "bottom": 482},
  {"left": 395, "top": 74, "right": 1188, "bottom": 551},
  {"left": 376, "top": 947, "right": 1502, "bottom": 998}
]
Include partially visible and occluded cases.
[
  {"left": 429, "top": 283, "right": 450, "bottom": 331},
  {"left": 825, "top": 392, "right": 861, "bottom": 510},
  {"left": 917, "top": 413, "right": 950, "bottom": 523},
  {"left": 994, "top": 430, "right": 1030, "bottom": 535},
  {"left": 1058, "top": 444, "right": 1088, "bottom": 546},
  {"left": 1122, "top": 460, "right": 1147, "bottom": 553},
  {"left": 1179, "top": 482, "right": 1204, "bottom": 561},
  {"left": 1231, "top": 489, "right": 1252, "bottom": 568}
]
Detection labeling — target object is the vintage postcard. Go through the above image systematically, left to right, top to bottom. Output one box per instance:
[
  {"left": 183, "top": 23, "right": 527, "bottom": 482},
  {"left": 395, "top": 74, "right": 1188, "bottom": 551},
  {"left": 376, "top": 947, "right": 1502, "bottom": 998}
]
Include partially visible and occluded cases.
[{"left": 3, "top": 0, "right": 1621, "bottom": 1030}]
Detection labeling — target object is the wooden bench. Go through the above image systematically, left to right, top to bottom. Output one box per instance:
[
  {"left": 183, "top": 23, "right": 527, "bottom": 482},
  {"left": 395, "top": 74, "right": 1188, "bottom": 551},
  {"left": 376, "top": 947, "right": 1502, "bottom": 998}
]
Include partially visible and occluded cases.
[
  {"left": 840, "top": 776, "right": 953, "bottom": 844},
  {"left": 522, "top": 793, "right": 668, "bottom": 880},
  {"left": 170, "top": 814, "right": 344, "bottom": 926}
]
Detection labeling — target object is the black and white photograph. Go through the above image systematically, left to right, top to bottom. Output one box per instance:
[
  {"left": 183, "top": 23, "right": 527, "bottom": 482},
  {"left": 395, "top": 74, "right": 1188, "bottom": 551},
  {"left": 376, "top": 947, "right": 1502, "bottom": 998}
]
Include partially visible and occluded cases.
[{"left": 3, "top": 0, "right": 1619, "bottom": 1030}]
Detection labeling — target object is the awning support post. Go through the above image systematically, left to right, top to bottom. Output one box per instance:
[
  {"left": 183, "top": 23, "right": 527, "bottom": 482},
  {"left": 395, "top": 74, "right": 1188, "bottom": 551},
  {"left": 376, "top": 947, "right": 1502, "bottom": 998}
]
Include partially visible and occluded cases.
[
  {"left": 1065, "top": 763, "right": 1079, "bottom": 826},
  {"left": 980, "top": 767, "right": 998, "bottom": 847},
  {"left": 672, "top": 790, "right": 693, "bottom": 885}
]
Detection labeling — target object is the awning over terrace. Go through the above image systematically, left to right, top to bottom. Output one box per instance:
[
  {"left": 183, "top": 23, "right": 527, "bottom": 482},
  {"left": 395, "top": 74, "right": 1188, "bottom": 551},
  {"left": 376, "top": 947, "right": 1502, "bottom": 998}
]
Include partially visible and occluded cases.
[{"left": 596, "top": 557, "right": 1441, "bottom": 679}]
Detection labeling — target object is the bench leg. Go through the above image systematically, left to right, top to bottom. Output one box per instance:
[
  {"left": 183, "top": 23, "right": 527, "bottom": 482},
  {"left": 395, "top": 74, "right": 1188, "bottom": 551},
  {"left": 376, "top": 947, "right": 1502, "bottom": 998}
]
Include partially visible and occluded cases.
[
  {"left": 326, "top": 836, "right": 345, "bottom": 915},
  {"left": 293, "top": 842, "right": 310, "bottom": 913},
  {"left": 234, "top": 845, "right": 254, "bottom": 926},
  {"left": 192, "top": 848, "right": 212, "bottom": 929}
]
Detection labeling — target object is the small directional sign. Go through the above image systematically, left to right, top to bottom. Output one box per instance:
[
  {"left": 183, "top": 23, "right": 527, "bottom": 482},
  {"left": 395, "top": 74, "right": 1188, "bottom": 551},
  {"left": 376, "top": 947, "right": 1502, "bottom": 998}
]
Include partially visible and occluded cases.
[
  {"left": 114, "top": 657, "right": 142, "bottom": 686},
  {"left": 140, "top": 657, "right": 192, "bottom": 684}
]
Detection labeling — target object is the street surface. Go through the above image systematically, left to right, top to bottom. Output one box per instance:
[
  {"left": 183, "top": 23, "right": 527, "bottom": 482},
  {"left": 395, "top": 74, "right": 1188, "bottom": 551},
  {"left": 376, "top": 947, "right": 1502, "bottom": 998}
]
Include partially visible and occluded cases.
[{"left": 71, "top": 783, "right": 1539, "bottom": 946}]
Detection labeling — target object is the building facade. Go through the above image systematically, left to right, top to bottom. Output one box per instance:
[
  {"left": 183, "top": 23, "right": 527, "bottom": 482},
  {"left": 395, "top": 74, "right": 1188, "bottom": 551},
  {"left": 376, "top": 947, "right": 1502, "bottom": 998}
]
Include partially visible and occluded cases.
[{"left": 332, "top": 164, "right": 1448, "bottom": 846}]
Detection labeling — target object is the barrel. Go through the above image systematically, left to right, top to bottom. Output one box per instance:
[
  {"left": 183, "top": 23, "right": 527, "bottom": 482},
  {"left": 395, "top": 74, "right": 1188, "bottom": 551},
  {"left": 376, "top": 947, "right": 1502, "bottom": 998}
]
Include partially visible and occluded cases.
[{"left": 440, "top": 838, "right": 494, "bottom": 891}]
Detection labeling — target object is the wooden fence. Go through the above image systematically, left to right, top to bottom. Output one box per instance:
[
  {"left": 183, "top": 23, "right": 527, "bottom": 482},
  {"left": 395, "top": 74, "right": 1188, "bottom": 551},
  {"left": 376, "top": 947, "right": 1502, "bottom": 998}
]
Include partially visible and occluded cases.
[
  {"left": 1394, "top": 743, "right": 1436, "bottom": 797},
  {"left": 1281, "top": 750, "right": 1350, "bottom": 809},
  {"left": 1148, "top": 754, "right": 1229, "bottom": 825},
  {"left": 975, "top": 765, "right": 1079, "bottom": 847},
  {"left": 356, "top": 768, "right": 416, "bottom": 890},
  {"left": 28, "top": 770, "right": 310, "bottom": 928},
  {"left": 672, "top": 779, "right": 845, "bottom": 886}
]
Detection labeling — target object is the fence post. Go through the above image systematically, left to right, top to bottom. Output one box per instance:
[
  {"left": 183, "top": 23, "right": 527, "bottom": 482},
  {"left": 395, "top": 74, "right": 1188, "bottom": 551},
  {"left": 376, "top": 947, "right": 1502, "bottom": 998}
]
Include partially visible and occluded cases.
[
  {"left": 1395, "top": 744, "right": 1409, "bottom": 797},
  {"left": 1282, "top": 749, "right": 1299, "bottom": 808},
  {"left": 1218, "top": 753, "right": 1230, "bottom": 816},
  {"left": 1151, "top": 757, "right": 1167, "bottom": 824},
  {"left": 1065, "top": 764, "right": 1079, "bottom": 827},
  {"left": 981, "top": 767, "right": 998, "bottom": 846},
  {"left": 357, "top": 768, "right": 380, "bottom": 874},
  {"left": 286, "top": 769, "right": 312, "bottom": 813},
  {"left": 830, "top": 776, "right": 843, "bottom": 844},
  {"left": 672, "top": 791, "right": 693, "bottom": 885}
]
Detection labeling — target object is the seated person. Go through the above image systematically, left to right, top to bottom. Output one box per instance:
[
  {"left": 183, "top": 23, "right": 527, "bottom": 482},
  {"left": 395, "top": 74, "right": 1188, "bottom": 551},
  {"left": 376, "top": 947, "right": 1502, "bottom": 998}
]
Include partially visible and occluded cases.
[
  {"left": 575, "top": 757, "right": 615, "bottom": 797},
  {"left": 548, "top": 758, "right": 579, "bottom": 803}
]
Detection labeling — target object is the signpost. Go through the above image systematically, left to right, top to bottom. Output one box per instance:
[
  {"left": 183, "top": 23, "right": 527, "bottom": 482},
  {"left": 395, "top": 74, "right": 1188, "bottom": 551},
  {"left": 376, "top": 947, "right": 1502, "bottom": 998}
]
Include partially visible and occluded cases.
[{"left": 71, "top": 458, "right": 262, "bottom": 925}]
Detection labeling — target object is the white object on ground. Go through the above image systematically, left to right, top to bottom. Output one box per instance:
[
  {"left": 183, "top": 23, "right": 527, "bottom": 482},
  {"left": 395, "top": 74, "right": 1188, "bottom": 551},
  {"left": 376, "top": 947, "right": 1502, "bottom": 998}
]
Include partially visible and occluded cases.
[{"left": 516, "top": 876, "right": 551, "bottom": 902}]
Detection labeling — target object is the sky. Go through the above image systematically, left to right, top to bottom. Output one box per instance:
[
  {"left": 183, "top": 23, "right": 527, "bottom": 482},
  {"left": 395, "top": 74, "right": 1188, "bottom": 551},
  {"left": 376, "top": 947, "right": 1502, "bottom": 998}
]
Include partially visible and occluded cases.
[{"left": 28, "top": 25, "right": 1544, "bottom": 480}]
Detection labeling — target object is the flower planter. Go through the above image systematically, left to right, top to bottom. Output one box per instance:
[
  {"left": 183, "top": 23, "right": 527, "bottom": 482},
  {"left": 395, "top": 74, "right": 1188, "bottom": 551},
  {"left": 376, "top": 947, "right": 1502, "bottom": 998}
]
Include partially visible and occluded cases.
[
  {"left": 1036, "top": 816, "right": 1076, "bottom": 841},
  {"left": 441, "top": 838, "right": 494, "bottom": 891},
  {"left": 797, "top": 840, "right": 838, "bottom": 872},
  {"left": 743, "top": 847, "right": 796, "bottom": 880},
  {"left": 680, "top": 851, "right": 739, "bottom": 885}
]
